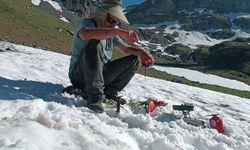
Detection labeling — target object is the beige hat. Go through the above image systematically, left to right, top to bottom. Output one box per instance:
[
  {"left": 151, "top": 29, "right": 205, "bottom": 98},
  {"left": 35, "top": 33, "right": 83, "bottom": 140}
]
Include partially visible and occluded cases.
[{"left": 101, "top": 3, "right": 129, "bottom": 24}]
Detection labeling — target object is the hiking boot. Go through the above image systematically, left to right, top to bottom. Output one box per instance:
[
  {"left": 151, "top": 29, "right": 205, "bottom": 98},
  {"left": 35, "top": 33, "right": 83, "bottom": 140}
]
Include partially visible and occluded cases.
[
  {"left": 62, "top": 85, "right": 88, "bottom": 99},
  {"left": 86, "top": 94, "right": 105, "bottom": 113},
  {"left": 105, "top": 94, "right": 127, "bottom": 105},
  {"left": 87, "top": 101, "right": 104, "bottom": 113}
]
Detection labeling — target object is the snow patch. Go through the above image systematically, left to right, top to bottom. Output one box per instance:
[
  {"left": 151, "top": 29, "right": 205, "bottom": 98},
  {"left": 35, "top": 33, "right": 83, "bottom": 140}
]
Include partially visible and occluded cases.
[
  {"left": 31, "top": 0, "right": 62, "bottom": 12},
  {"left": 31, "top": 0, "right": 41, "bottom": 6},
  {"left": 46, "top": 0, "right": 62, "bottom": 12},
  {"left": 238, "top": 14, "right": 250, "bottom": 19},
  {"left": 60, "top": 16, "right": 69, "bottom": 23},
  {"left": 138, "top": 18, "right": 250, "bottom": 48},
  {"left": 163, "top": 26, "right": 225, "bottom": 48},
  {"left": 0, "top": 41, "right": 250, "bottom": 150},
  {"left": 153, "top": 65, "right": 250, "bottom": 91}
]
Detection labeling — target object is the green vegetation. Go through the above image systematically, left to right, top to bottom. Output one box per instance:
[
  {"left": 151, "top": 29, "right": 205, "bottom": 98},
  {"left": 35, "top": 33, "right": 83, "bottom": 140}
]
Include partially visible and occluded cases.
[
  {"left": 0, "top": 0, "right": 75, "bottom": 54},
  {"left": 208, "top": 41, "right": 250, "bottom": 74},
  {"left": 165, "top": 43, "right": 192, "bottom": 62},
  {"left": 192, "top": 46, "right": 210, "bottom": 65},
  {"left": 154, "top": 56, "right": 173, "bottom": 64},
  {"left": 240, "top": 62, "right": 250, "bottom": 75},
  {"left": 137, "top": 67, "right": 250, "bottom": 99},
  {"left": 186, "top": 67, "right": 250, "bottom": 85},
  {"left": 207, "top": 69, "right": 250, "bottom": 85}
]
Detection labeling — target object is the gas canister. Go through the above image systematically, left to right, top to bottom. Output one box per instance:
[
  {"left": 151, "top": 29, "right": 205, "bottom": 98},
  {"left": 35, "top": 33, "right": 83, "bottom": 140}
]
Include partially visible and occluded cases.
[{"left": 209, "top": 114, "right": 225, "bottom": 133}]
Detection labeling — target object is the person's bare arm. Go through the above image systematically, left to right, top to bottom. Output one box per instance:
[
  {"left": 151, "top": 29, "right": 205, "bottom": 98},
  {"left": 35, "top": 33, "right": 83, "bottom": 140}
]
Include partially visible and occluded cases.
[
  {"left": 79, "top": 28, "right": 139, "bottom": 44},
  {"left": 79, "top": 28, "right": 117, "bottom": 40},
  {"left": 117, "top": 44, "right": 155, "bottom": 65},
  {"left": 117, "top": 44, "right": 141, "bottom": 56}
]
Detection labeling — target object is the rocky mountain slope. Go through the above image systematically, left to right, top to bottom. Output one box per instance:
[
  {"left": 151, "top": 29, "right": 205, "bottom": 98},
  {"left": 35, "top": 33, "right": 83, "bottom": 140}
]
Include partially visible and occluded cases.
[
  {"left": 2, "top": 0, "right": 249, "bottom": 76},
  {"left": 63, "top": 0, "right": 100, "bottom": 18},
  {"left": 126, "top": 0, "right": 250, "bottom": 29}
]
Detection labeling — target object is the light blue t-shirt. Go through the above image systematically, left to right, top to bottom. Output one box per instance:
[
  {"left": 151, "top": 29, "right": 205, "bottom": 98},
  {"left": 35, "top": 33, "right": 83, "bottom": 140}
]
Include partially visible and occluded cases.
[{"left": 69, "top": 18, "right": 125, "bottom": 76}]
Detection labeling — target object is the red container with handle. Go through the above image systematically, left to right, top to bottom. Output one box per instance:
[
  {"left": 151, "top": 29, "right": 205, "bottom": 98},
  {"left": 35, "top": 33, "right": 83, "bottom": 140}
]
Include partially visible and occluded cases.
[{"left": 209, "top": 114, "right": 225, "bottom": 133}]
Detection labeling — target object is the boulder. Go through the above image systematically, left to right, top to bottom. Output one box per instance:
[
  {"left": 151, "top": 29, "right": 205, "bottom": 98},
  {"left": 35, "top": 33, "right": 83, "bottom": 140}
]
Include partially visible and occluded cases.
[
  {"left": 63, "top": 0, "right": 100, "bottom": 17},
  {"left": 126, "top": 0, "right": 176, "bottom": 24},
  {"left": 180, "top": 12, "right": 231, "bottom": 31},
  {"left": 233, "top": 17, "right": 250, "bottom": 30},
  {"left": 138, "top": 28, "right": 175, "bottom": 46},
  {"left": 207, "top": 29, "right": 235, "bottom": 39},
  {"left": 164, "top": 44, "right": 193, "bottom": 62}
]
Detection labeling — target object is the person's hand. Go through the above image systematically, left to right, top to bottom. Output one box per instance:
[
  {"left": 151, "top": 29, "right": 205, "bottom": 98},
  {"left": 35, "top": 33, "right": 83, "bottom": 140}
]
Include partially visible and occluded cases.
[
  {"left": 117, "top": 29, "right": 139, "bottom": 44},
  {"left": 139, "top": 50, "right": 155, "bottom": 67}
]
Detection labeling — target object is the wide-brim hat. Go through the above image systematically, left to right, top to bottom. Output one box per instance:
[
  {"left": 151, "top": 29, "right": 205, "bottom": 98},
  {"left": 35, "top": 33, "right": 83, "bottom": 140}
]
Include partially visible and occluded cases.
[{"left": 101, "top": 3, "right": 129, "bottom": 24}]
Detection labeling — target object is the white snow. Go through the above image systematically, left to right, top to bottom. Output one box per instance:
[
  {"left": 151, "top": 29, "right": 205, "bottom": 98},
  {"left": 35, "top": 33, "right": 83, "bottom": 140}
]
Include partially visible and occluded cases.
[
  {"left": 31, "top": 0, "right": 62, "bottom": 12},
  {"left": 31, "top": 0, "right": 41, "bottom": 6},
  {"left": 46, "top": 0, "right": 62, "bottom": 12},
  {"left": 224, "top": 13, "right": 250, "bottom": 20},
  {"left": 239, "top": 14, "right": 250, "bottom": 19},
  {"left": 60, "top": 16, "right": 69, "bottom": 23},
  {"left": 138, "top": 17, "right": 250, "bottom": 49},
  {"left": 139, "top": 22, "right": 225, "bottom": 49},
  {"left": 163, "top": 25, "right": 226, "bottom": 49},
  {"left": 165, "top": 25, "right": 250, "bottom": 49},
  {"left": 232, "top": 29, "right": 250, "bottom": 38},
  {"left": 0, "top": 41, "right": 250, "bottom": 150},
  {"left": 153, "top": 65, "right": 250, "bottom": 92}
]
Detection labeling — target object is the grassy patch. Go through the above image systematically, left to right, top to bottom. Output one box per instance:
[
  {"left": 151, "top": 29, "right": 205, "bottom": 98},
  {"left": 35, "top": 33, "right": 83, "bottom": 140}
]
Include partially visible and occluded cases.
[
  {"left": 0, "top": 0, "right": 75, "bottom": 54},
  {"left": 137, "top": 67, "right": 250, "bottom": 99},
  {"left": 206, "top": 69, "right": 250, "bottom": 85}
]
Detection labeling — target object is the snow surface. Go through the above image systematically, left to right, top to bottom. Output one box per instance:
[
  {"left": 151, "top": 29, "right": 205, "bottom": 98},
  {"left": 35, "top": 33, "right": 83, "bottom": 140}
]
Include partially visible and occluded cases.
[
  {"left": 31, "top": 0, "right": 62, "bottom": 12},
  {"left": 31, "top": 0, "right": 41, "bottom": 6},
  {"left": 239, "top": 15, "right": 250, "bottom": 19},
  {"left": 60, "top": 16, "right": 69, "bottom": 23},
  {"left": 139, "top": 22, "right": 225, "bottom": 49},
  {"left": 163, "top": 25, "right": 225, "bottom": 49},
  {"left": 164, "top": 25, "right": 250, "bottom": 49},
  {"left": 0, "top": 41, "right": 250, "bottom": 150},
  {"left": 153, "top": 65, "right": 250, "bottom": 92}
]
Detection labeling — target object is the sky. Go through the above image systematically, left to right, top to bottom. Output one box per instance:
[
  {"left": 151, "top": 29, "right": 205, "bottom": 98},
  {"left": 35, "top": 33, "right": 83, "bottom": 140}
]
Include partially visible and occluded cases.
[
  {"left": 31, "top": 0, "right": 145, "bottom": 8},
  {"left": 123, "top": 0, "right": 145, "bottom": 7},
  {"left": 0, "top": 41, "right": 250, "bottom": 150}
]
